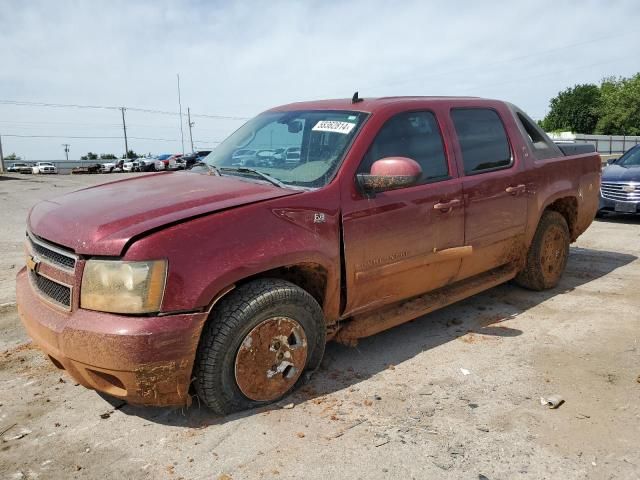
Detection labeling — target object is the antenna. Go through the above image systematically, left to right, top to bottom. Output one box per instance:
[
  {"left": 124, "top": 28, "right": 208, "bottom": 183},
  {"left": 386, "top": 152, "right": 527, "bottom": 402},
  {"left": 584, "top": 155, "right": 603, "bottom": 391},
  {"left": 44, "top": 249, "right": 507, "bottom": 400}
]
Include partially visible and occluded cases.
[{"left": 352, "top": 91, "right": 363, "bottom": 104}]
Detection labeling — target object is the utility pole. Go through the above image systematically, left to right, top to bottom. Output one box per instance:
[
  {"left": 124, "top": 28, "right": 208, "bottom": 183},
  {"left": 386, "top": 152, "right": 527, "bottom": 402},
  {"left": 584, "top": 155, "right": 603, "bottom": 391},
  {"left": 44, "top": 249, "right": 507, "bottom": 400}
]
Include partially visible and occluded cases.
[
  {"left": 177, "top": 74, "right": 185, "bottom": 154},
  {"left": 120, "top": 107, "right": 129, "bottom": 159},
  {"left": 187, "top": 107, "right": 194, "bottom": 153},
  {"left": 0, "top": 134, "right": 5, "bottom": 173},
  {"left": 62, "top": 144, "right": 70, "bottom": 161}
]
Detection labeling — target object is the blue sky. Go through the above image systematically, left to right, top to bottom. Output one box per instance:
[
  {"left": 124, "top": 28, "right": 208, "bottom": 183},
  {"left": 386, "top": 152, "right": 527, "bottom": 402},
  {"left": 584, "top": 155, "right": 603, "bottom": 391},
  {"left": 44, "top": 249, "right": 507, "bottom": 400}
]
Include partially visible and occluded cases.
[{"left": 1, "top": 0, "right": 639, "bottom": 160}]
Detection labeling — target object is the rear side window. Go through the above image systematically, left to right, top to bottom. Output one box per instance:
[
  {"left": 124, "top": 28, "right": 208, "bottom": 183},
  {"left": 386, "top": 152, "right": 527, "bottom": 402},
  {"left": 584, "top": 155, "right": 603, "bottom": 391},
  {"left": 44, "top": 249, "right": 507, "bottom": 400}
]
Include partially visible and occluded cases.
[
  {"left": 451, "top": 108, "right": 511, "bottom": 174},
  {"left": 514, "top": 110, "right": 561, "bottom": 160},
  {"left": 359, "top": 111, "right": 449, "bottom": 184}
]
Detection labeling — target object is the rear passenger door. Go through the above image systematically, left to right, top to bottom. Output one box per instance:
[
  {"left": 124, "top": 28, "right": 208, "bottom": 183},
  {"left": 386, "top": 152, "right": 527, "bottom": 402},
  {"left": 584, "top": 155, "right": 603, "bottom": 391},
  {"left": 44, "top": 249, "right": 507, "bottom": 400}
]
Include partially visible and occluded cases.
[
  {"left": 449, "top": 107, "right": 528, "bottom": 280},
  {"left": 341, "top": 110, "right": 465, "bottom": 316}
]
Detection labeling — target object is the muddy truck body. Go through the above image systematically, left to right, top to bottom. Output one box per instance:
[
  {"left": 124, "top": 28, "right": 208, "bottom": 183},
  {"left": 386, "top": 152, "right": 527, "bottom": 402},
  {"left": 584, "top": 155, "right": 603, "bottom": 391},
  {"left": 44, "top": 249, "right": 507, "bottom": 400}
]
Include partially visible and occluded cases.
[{"left": 17, "top": 97, "right": 601, "bottom": 413}]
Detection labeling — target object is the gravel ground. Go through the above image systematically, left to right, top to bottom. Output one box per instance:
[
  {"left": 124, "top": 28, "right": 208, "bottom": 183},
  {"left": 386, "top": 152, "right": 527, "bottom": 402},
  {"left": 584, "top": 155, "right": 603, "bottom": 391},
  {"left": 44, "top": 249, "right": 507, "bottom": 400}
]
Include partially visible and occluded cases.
[{"left": 1, "top": 173, "right": 639, "bottom": 479}]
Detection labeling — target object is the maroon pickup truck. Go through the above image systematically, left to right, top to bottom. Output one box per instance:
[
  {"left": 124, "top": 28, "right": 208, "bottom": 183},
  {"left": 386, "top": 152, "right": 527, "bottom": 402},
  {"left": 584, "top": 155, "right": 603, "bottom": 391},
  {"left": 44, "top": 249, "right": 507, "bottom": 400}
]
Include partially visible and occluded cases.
[{"left": 17, "top": 96, "right": 600, "bottom": 414}]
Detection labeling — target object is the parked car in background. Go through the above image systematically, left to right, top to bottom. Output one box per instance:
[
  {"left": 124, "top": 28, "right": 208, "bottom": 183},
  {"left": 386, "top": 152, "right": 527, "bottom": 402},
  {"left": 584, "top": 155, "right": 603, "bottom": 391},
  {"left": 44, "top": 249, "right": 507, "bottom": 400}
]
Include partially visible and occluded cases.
[
  {"left": 17, "top": 96, "right": 601, "bottom": 414},
  {"left": 598, "top": 144, "right": 640, "bottom": 216},
  {"left": 284, "top": 147, "right": 301, "bottom": 167},
  {"left": 231, "top": 148, "right": 256, "bottom": 166},
  {"left": 182, "top": 150, "right": 212, "bottom": 169},
  {"left": 153, "top": 154, "right": 174, "bottom": 171},
  {"left": 167, "top": 154, "right": 185, "bottom": 170},
  {"left": 138, "top": 157, "right": 158, "bottom": 172},
  {"left": 112, "top": 160, "right": 125, "bottom": 173},
  {"left": 123, "top": 160, "right": 141, "bottom": 172},
  {"left": 100, "top": 161, "right": 117, "bottom": 173},
  {"left": 7, "top": 162, "right": 29, "bottom": 173},
  {"left": 32, "top": 162, "right": 58, "bottom": 174},
  {"left": 18, "top": 163, "right": 35, "bottom": 174},
  {"left": 71, "top": 163, "right": 101, "bottom": 174}
]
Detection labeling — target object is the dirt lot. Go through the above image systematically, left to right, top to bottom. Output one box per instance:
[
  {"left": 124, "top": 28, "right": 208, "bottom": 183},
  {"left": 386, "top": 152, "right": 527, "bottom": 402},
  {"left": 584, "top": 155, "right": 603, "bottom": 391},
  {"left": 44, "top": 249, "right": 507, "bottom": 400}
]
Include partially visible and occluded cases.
[{"left": 1, "top": 173, "right": 639, "bottom": 479}]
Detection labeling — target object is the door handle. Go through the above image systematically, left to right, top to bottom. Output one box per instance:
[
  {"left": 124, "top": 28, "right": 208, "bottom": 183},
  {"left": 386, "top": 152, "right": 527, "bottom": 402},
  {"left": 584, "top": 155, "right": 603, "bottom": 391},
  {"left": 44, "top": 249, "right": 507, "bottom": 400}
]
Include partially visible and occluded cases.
[
  {"left": 505, "top": 184, "right": 526, "bottom": 195},
  {"left": 433, "top": 198, "right": 461, "bottom": 212}
]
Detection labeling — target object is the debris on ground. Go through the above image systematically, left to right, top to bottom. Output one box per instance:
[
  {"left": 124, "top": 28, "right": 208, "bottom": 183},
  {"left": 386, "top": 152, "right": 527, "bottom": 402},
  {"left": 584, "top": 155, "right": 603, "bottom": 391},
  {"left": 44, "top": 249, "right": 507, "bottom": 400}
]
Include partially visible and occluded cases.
[
  {"left": 460, "top": 368, "right": 471, "bottom": 376},
  {"left": 540, "top": 395, "right": 564, "bottom": 409},
  {"left": 281, "top": 403, "right": 294, "bottom": 409},
  {"left": 99, "top": 411, "right": 112, "bottom": 419},
  {"left": 0, "top": 423, "right": 17, "bottom": 437},
  {"left": 5, "top": 428, "right": 31, "bottom": 440}
]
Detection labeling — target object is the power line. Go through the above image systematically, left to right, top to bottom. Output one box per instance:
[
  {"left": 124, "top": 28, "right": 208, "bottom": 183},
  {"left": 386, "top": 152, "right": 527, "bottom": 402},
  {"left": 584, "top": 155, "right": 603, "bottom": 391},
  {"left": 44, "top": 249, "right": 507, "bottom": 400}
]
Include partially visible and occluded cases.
[
  {"left": 0, "top": 99, "right": 249, "bottom": 120},
  {"left": 2, "top": 134, "right": 182, "bottom": 141}
]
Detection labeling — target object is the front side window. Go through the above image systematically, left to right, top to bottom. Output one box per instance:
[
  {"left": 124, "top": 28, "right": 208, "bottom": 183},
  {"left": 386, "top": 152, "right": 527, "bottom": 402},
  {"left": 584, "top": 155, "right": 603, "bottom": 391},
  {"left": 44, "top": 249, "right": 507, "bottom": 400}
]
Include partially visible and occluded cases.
[
  {"left": 451, "top": 108, "right": 511, "bottom": 174},
  {"left": 204, "top": 110, "right": 367, "bottom": 188},
  {"left": 358, "top": 111, "right": 449, "bottom": 184}
]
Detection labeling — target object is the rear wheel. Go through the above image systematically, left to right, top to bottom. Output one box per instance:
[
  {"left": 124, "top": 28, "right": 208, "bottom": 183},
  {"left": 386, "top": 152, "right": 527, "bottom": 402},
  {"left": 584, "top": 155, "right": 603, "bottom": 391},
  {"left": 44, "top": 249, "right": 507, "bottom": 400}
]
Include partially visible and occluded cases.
[
  {"left": 515, "top": 210, "right": 570, "bottom": 291},
  {"left": 194, "top": 279, "right": 325, "bottom": 414}
]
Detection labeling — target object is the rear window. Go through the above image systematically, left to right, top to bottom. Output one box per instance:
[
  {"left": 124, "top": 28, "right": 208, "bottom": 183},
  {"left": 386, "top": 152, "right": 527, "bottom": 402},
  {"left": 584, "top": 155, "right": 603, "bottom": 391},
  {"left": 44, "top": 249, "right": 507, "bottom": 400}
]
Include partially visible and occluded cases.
[{"left": 451, "top": 108, "right": 511, "bottom": 174}]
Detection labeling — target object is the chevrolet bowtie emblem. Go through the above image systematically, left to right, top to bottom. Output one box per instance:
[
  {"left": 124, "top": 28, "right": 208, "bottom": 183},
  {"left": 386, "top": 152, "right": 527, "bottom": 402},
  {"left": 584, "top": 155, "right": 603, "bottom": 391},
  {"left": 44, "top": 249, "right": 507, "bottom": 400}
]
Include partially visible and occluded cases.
[
  {"left": 622, "top": 185, "right": 636, "bottom": 193},
  {"left": 26, "top": 255, "right": 40, "bottom": 272}
]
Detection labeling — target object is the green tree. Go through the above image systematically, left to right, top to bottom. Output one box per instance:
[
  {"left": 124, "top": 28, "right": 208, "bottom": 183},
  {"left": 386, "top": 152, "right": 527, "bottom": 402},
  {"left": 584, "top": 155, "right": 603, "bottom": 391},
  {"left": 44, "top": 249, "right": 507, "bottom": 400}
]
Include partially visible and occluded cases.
[
  {"left": 595, "top": 74, "right": 640, "bottom": 135},
  {"left": 540, "top": 84, "right": 601, "bottom": 134},
  {"left": 122, "top": 150, "right": 139, "bottom": 159},
  {"left": 80, "top": 152, "right": 98, "bottom": 160},
  {"left": 5, "top": 153, "right": 22, "bottom": 161},
  {"left": 99, "top": 153, "right": 117, "bottom": 160}
]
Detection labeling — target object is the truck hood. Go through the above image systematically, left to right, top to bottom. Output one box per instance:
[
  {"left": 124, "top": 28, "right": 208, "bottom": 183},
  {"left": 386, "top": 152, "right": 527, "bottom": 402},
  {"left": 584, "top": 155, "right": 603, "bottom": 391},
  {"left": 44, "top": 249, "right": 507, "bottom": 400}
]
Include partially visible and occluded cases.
[
  {"left": 602, "top": 164, "right": 640, "bottom": 182},
  {"left": 28, "top": 172, "right": 299, "bottom": 256}
]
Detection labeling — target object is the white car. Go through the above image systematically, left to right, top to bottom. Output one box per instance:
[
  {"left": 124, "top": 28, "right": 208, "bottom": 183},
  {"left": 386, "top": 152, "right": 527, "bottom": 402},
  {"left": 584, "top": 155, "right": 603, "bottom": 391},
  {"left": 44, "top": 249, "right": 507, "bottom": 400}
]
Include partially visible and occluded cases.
[
  {"left": 123, "top": 160, "right": 140, "bottom": 172},
  {"left": 32, "top": 162, "right": 58, "bottom": 174},
  {"left": 100, "top": 162, "right": 116, "bottom": 173}
]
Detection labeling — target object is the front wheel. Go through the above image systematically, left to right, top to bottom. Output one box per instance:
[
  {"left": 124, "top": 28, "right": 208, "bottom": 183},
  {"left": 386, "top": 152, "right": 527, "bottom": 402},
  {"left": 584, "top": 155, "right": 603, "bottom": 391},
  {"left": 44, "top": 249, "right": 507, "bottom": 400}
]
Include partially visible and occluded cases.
[
  {"left": 515, "top": 210, "right": 570, "bottom": 291},
  {"left": 194, "top": 279, "right": 326, "bottom": 414}
]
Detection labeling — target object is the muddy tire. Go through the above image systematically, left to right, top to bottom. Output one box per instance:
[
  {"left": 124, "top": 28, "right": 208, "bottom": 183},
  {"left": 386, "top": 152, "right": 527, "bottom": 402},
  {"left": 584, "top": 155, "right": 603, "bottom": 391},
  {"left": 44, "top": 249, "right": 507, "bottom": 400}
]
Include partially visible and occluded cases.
[
  {"left": 515, "top": 210, "right": 570, "bottom": 291},
  {"left": 193, "top": 279, "right": 325, "bottom": 414}
]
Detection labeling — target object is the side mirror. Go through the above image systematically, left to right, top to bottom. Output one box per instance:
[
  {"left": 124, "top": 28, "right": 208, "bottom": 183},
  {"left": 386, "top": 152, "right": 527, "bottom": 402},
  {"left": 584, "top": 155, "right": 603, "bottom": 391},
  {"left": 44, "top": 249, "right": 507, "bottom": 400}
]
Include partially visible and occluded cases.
[
  {"left": 356, "top": 157, "right": 422, "bottom": 195},
  {"left": 606, "top": 157, "right": 618, "bottom": 165}
]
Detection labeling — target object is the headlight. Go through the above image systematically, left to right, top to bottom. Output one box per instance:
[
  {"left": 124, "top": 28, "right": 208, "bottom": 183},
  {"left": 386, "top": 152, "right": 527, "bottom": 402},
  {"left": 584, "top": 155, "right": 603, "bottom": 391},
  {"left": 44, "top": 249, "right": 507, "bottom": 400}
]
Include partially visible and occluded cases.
[{"left": 81, "top": 260, "right": 167, "bottom": 314}]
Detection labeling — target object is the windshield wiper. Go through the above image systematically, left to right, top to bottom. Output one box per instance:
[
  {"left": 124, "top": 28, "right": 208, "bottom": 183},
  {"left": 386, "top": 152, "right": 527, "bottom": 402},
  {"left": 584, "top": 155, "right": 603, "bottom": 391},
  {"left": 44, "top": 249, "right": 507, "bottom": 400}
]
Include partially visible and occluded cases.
[
  {"left": 193, "top": 162, "right": 221, "bottom": 176},
  {"left": 220, "top": 167, "right": 287, "bottom": 188}
]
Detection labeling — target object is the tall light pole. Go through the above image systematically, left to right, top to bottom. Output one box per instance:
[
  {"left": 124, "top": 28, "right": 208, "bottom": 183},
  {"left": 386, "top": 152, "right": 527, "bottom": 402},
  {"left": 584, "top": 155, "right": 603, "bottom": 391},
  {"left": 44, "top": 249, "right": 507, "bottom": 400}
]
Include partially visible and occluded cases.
[
  {"left": 177, "top": 74, "right": 185, "bottom": 154},
  {"left": 120, "top": 107, "right": 129, "bottom": 158},
  {"left": 187, "top": 107, "right": 194, "bottom": 153},
  {"left": 62, "top": 143, "right": 70, "bottom": 161}
]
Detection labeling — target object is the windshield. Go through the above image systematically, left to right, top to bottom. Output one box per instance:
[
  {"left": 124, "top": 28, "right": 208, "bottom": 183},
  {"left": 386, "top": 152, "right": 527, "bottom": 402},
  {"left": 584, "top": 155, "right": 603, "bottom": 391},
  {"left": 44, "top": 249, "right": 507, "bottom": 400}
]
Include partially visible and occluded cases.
[
  {"left": 203, "top": 110, "right": 367, "bottom": 188},
  {"left": 616, "top": 146, "right": 640, "bottom": 167}
]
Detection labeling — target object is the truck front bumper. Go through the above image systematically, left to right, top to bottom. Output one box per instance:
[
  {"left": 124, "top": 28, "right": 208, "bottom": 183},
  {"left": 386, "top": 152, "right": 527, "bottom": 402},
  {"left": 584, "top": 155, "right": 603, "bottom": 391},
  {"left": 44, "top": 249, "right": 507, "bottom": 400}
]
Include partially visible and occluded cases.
[{"left": 16, "top": 268, "right": 208, "bottom": 407}]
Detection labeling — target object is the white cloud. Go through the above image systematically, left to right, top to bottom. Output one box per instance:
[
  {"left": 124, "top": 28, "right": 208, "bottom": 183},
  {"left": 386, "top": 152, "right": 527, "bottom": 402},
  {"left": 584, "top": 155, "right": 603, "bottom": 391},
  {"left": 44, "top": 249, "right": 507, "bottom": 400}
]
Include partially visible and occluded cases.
[{"left": 1, "top": 0, "right": 639, "bottom": 160}]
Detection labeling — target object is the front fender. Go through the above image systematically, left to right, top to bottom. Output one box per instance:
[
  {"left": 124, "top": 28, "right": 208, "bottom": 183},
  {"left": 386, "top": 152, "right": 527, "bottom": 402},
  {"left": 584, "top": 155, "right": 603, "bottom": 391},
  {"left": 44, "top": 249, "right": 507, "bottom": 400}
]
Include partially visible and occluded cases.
[{"left": 123, "top": 189, "right": 342, "bottom": 319}]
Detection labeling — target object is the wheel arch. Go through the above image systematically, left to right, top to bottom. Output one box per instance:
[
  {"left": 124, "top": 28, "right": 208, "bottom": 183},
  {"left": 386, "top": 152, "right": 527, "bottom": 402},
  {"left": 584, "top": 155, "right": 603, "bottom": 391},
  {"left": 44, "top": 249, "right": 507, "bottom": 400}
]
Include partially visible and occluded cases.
[
  {"left": 543, "top": 196, "right": 578, "bottom": 241},
  {"left": 203, "top": 262, "right": 335, "bottom": 321}
]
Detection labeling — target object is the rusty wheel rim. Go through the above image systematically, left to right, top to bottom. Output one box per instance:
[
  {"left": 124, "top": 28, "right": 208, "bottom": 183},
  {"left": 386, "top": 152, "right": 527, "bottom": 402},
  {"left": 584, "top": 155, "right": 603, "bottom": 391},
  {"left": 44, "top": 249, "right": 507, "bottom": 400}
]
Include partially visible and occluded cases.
[
  {"left": 540, "top": 225, "right": 567, "bottom": 283},
  {"left": 234, "top": 317, "right": 308, "bottom": 402}
]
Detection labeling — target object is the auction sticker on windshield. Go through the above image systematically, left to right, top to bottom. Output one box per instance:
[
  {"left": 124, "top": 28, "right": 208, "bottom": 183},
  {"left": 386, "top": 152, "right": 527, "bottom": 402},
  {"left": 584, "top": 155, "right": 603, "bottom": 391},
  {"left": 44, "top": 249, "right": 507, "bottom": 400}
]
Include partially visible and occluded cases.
[{"left": 312, "top": 120, "right": 356, "bottom": 135}]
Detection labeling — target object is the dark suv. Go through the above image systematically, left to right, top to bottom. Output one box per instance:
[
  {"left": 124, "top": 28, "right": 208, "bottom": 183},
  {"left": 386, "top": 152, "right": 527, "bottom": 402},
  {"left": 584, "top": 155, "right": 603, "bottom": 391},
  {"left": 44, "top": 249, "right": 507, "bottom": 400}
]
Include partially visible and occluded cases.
[{"left": 599, "top": 144, "right": 640, "bottom": 215}]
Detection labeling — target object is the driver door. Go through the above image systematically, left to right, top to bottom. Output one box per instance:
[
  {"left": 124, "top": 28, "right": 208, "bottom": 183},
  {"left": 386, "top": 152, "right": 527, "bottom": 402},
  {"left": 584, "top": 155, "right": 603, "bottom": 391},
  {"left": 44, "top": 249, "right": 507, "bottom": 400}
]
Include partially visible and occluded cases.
[{"left": 341, "top": 111, "right": 466, "bottom": 316}]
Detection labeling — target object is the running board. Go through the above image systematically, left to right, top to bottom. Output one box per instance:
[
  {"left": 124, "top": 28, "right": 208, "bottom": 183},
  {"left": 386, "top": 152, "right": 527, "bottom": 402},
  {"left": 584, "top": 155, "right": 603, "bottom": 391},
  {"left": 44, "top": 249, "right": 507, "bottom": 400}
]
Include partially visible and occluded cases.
[{"left": 333, "top": 264, "right": 517, "bottom": 345}]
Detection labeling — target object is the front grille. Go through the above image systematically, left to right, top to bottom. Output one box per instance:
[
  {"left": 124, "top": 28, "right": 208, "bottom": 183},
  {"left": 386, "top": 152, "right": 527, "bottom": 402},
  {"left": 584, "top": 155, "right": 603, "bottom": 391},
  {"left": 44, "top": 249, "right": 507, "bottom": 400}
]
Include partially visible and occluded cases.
[
  {"left": 601, "top": 182, "right": 640, "bottom": 202},
  {"left": 28, "top": 234, "right": 76, "bottom": 270},
  {"left": 29, "top": 270, "right": 71, "bottom": 309}
]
